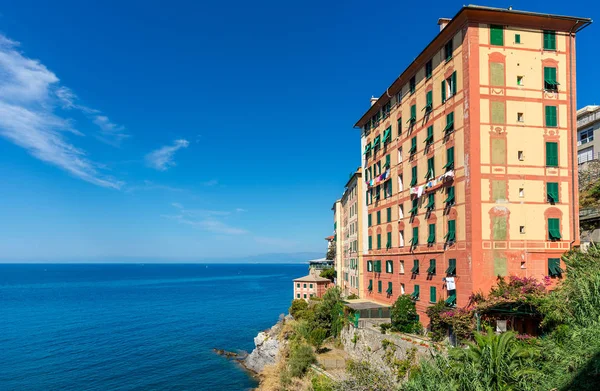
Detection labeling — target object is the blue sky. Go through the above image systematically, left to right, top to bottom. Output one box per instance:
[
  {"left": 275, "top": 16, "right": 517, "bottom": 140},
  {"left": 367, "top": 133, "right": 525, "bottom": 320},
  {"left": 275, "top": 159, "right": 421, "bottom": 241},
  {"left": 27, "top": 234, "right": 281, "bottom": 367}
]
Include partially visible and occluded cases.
[{"left": 0, "top": 0, "right": 597, "bottom": 261}]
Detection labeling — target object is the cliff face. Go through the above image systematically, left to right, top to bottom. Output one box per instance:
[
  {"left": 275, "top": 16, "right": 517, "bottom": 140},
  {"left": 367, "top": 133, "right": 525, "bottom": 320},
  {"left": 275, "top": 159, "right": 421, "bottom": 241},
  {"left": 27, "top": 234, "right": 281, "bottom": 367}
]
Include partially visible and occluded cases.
[{"left": 244, "top": 316, "right": 289, "bottom": 374}]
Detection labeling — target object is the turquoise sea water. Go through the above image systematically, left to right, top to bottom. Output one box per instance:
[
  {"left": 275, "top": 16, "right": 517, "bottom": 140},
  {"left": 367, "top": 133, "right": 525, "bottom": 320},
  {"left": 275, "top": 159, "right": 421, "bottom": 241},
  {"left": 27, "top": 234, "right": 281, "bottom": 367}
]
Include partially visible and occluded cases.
[{"left": 0, "top": 263, "right": 307, "bottom": 390}]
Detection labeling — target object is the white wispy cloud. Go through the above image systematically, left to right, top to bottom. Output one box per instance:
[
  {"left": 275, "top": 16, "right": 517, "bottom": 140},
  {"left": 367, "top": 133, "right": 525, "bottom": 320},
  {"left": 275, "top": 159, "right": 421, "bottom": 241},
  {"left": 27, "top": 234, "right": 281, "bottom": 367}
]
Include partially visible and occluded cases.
[
  {"left": 0, "top": 34, "right": 122, "bottom": 189},
  {"left": 145, "top": 139, "right": 189, "bottom": 171},
  {"left": 202, "top": 179, "right": 218, "bottom": 187},
  {"left": 162, "top": 203, "right": 248, "bottom": 235}
]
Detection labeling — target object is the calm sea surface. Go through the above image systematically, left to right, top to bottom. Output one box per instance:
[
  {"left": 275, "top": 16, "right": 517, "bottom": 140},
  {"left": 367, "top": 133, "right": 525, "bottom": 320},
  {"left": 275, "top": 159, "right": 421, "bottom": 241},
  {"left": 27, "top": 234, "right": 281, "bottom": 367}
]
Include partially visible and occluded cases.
[{"left": 0, "top": 263, "right": 306, "bottom": 391}]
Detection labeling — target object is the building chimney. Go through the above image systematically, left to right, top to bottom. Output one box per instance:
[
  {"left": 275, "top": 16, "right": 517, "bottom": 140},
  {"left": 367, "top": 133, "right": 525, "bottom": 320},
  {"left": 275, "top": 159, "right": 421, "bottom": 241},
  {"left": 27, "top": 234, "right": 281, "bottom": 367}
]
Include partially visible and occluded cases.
[
  {"left": 438, "top": 18, "right": 451, "bottom": 31},
  {"left": 370, "top": 96, "right": 378, "bottom": 106}
]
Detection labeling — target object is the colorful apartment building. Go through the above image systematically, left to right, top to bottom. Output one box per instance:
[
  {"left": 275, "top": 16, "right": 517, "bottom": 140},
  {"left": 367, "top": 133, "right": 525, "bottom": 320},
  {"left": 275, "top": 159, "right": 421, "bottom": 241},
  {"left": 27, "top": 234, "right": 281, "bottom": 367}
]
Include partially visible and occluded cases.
[
  {"left": 354, "top": 5, "right": 589, "bottom": 323},
  {"left": 340, "top": 168, "right": 364, "bottom": 297},
  {"left": 332, "top": 200, "right": 342, "bottom": 286},
  {"left": 293, "top": 271, "right": 333, "bottom": 301}
]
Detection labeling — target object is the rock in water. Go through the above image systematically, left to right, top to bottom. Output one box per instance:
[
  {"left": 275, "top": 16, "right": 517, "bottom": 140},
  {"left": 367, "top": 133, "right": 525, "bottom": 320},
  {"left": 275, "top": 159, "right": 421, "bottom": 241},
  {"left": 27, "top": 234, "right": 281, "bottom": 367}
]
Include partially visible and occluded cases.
[{"left": 243, "top": 315, "right": 288, "bottom": 373}]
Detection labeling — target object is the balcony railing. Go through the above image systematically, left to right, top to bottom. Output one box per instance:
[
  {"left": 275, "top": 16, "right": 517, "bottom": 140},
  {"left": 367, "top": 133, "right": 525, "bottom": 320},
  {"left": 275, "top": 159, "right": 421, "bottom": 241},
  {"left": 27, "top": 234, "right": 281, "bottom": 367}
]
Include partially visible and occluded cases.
[{"left": 578, "top": 110, "right": 600, "bottom": 128}]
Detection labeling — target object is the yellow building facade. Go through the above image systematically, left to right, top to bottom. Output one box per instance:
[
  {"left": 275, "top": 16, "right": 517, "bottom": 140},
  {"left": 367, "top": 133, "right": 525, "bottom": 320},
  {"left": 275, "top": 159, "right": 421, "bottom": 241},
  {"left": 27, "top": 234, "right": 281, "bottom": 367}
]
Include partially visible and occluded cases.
[{"left": 340, "top": 168, "right": 364, "bottom": 297}]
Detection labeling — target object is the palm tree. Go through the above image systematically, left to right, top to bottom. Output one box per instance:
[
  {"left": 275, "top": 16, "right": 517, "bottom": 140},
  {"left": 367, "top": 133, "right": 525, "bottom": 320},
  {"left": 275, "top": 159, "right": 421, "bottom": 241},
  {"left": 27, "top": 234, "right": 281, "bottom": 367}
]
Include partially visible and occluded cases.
[{"left": 450, "top": 328, "right": 538, "bottom": 391}]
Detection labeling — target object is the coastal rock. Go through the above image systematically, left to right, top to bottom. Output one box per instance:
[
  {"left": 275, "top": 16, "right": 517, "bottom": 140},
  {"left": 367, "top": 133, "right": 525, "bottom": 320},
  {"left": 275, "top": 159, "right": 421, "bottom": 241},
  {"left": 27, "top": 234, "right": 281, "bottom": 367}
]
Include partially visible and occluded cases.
[{"left": 243, "top": 315, "right": 289, "bottom": 373}]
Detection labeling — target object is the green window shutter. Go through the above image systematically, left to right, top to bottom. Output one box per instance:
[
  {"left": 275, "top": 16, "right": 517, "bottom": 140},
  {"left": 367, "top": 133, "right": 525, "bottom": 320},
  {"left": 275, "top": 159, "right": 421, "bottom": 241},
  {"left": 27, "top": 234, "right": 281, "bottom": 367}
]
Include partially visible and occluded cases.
[
  {"left": 490, "top": 25, "right": 504, "bottom": 46},
  {"left": 544, "top": 30, "right": 556, "bottom": 50},
  {"left": 515, "top": 34, "right": 521, "bottom": 44},
  {"left": 426, "top": 60, "right": 432, "bottom": 79},
  {"left": 544, "top": 67, "right": 558, "bottom": 91},
  {"left": 451, "top": 72, "right": 457, "bottom": 95},
  {"left": 441, "top": 80, "right": 446, "bottom": 103},
  {"left": 425, "top": 91, "right": 433, "bottom": 111},
  {"left": 410, "top": 105, "right": 417, "bottom": 123},
  {"left": 545, "top": 106, "right": 557, "bottom": 127},
  {"left": 444, "top": 112, "right": 454, "bottom": 132},
  {"left": 397, "top": 118, "right": 402, "bottom": 136},
  {"left": 424, "top": 125, "right": 434, "bottom": 145},
  {"left": 409, "top": 137, "right": 417, "bottom": 154},
  {"left": 546, "top": 142, "right": 558, "bottom": 167},
  {"left": 443, "top": 147, "right": 455, "bottom": 170},
  {"left": 385, "top": 154, "right": 391, "bottom": 168},
  {"left": 425, "top": 157, "right": 435, "bottom": 180},
  {"left": 410, "top": 165, "right": 417, "bottom": 187},
  {"left": 547, "top": 182, "right": 559, "bottom": 203},
  {"left": 445, "top": 186, "right": 455, "bottom": 205},
  {"left": 426, "top": 193, "right": 435, "bottom": 209},
  {"left": 409, "top": 198, "right": 418, "bottom": 215},
  {"left": 387, "top": 207, "right": 392, "bottom": 222},
  {"left": 377, "top": 211, "right": 381, "bottom": 224},
  {"left": 368, "top": 214, "right": 372, "bottom": 227},
  {"left": 548, "top": 218, "right": 561, "bottom": 240},
  {"left": 445, "top": 220, "right": 456, "bottom": 242},
  {"left": 427, "top": 223, "right": 436, "bottom": 244},
  {"left": 412, "top": 227, "right": 419, "bottom": 246},
  {"left": 386, "top": 232, "right": 392, "bottom": 249},
  {"left": 377, "top": 234, "right": 381, "bottom": 249},
  {"left": 368, "top": 236, "right": 372, "bottom": 250},
  {"left": 445, "top": 258, "right": 456, "bottom": 275},
  {"left": 548, "top": 258, "right": 564, "bottom": 276},
  {"left": 411, "top": 259, "right": 419, "bottom": 273},
  {"left": 427, "top": 259, "right": 436, "bottom": 274},
  {"left": 368, "top": 279, "right": 373, "bottom": 291},
  {"left": 378, "top": 280, "right": 382, "bottom": 293},
  {"left": 387, "top": 282, "right": 393, "bottom": 295},
  {"left": 413, "top": 284, "right": 420, "bottom": 300},
  {"left": 430, "top": 286, "right": 437, "bottom": 303},
  {"left": 445, "top": 292, "right": 456, "bottom": 306}
]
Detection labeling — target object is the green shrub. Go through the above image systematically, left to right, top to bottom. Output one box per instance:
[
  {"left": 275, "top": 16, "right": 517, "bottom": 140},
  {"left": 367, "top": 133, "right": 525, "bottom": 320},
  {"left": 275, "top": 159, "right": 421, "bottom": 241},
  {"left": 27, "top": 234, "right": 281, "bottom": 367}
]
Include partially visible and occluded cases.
[
  {"left": 320, "top": 268, "right": 336, "bottom": 281},
  {"left": 347, "top": 293, "right": 359, "bottom": 300},
  {"left": 391, "top": 294, "right": 421, "bottom": 333},
  {"left": 289, "top": 299, "right": 309, "bottom": 319},
  {"left": 425, "top": 301, "right": 448, "bottom": 342},
  {"left": 379, "top": 323, "right": 392, "bottom": 334},
  {"left": 309, "top": 327, "right": 328, "bottom": 352},
  {"left": 288, "top": 343, "right": 316, "bottom": 378}
]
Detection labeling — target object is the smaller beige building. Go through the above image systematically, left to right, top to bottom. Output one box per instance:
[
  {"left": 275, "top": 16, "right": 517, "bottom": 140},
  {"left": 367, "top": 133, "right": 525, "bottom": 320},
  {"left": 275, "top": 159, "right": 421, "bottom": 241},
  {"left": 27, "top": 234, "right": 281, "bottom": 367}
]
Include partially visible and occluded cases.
[
  {"left": 340, "top": 168, "right": 364, "bottom": 297},
  {"left": 332, "top": 200, "right": 342, "bottom": 287},
  {"left": 293, "top": 271, "right": 332, "bottom": 301}
]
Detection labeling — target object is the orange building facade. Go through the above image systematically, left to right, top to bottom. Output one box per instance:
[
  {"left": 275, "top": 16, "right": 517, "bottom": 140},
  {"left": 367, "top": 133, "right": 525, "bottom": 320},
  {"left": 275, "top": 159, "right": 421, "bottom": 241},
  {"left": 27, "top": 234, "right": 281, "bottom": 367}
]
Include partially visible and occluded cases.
[{"left": 354, "top": 6, "right": 590, "bottom": 323}]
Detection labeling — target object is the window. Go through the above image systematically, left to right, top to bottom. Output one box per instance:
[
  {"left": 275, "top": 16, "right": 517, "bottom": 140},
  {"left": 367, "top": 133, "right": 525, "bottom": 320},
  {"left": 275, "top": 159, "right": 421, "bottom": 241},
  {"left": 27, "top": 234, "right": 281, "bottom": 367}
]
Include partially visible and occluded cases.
[
  {"left": 490, "top": 25, "right": 504, "bottom": 46},
  {"left": 543, "top": 30, "right": 556, "bottom": 51},
  {"left": 515, "top": 34, "right": 521, "bottom": 44},
  {"left": 444, "top": 39, "right": 453, "bottom": 61},
  {"left": 425, "top": 60, "right": 433, "bottom": 79},
  {"left": 490, "top": 62, "right": 504, "bottom": 86},
  {"left": 544, "top": 67, "right": 558, "bottom": 91},
  {"left": 443, "top": 72, "right": 457, "bottom": 101},
  {"left": 517, "top": 75, "right": 524, "bottom": 86},
  {"left": 410, "top": 76, "right": 416, "bottom": 94},
  {"left": 425, "top": 91, "right": 433, "bottom": 113},
  {"left": 383, "top": 101, "right": 391, "bottom": 119},
  {"left": 409, "top": 104, "right": 417, "bottom": 124},
  {"left": 545, "top": 106, "right": 558, "bottom": 127},
  {"left": 444, "top": 112, "right": 454, "bottom": 133},
  {"left": 517, "top": 112, "right": 524, "bottom": 122},
  {"left": 397, "top": 118, "right": 402, "bottom": 137},
  {"left": 425, "top": 125, "right": 434, "bottom": 147},
  {"left": 383, "top": 127, "right": 392, "bottom": 145},
  {"left": 579, "top": 128, "right": 594, "bottom": 145},
  {"left": 409, "top": 137, "right": 417, "bottom": 155},
  {"left": 546, "top": 142, "right": 558, "bottom": 167},
  {"left": 398, "top": 147, "right": 403, "bottom": 163},
  {"left": 443, "top": 147, "right": 455, "bottom": 170},
  {"left": 579, "top": 147, "right": 594, "bottom": 164},
  {"left": 517, "top": 151, "right": 524, "bottom": 161},
  {"left": 425, "top": 157, "right": 435, "bottom": 180},
  {"left": 410, "top": 165, "right": 417, "bottom": 187},
  {"left": 398, "top": 174, "right": 404, "bottom": 192},
  {"left": 547, "top": 182, "right": 559, "bottom": 203},
  {"left": 445, "top": 186, "right": 455, "bottom": 205},
  {"left": 519, "top": 188, "right": 524, "bottom": 198},
  {"left": 426, "top": 192, "right": 435, "bottom": 210},
  {"left": 409, "top": 198, "right": 418, "bottom": 216},
  {"left": 399, "top": 204, "right": 404, "bottom": 219},
  {"left": 387, "top": 207, "right": 392, "bottom": 222},
  {"left": 377, "top": 211, "right": 381, "bottom": 225},
  {"left": 368, "top": 214, "right": 372, "bottom": 227},
  {"left": 548, "top": 218, "right": 561, "bottom": 240},
  {"left": 445, "top": 220, "right": 456, "bottom": 242},
  {"left": 427, "top": 223, "right": 436, "bottom": 244},
  {"left": 410, "top": 226, "right": 419, "bottom": 247},
  {"left": 520, "top": 226, "right": 526, "bottom": 234},
  {"left": 399, "top": 230, "right": 405, "bottom": 247},
  {"left": 386, "top": 232, "right": 392, "bottom": 249},
  {"left": 377, "top": 234, "right": 381, "bottom": 249},
  {"left": 368, "top": 236, "right": 372, "bottom": 250},
  {"left": 446, "top": 258, "right": 456, "bottom": 275},
  {"left": 548, "top": 258, "right": 564, "bottom": 277},
  {"left": 411, "top": 259, "right": 419, "bottom": 274},
  {"left": 427, "top": 259, "right": 436, "bottom": 275},
  {"left": 367, "top": 260, "right": 373, "bottom": 272},
  {"left": 374, "top": 260, "right": 381, "bottom": 272},
  {"left": 386, "top": 260, "right": 394, "bottom": 273},
  {"left": 368, "top": 279, "right": 373, "bottom": 291},
  {"left": 378, "top": 280, "right": 382, "bottom": 293},
  {"left": 386, "top": 282, "right": 393, "bottom": 295},
  {"left": 296, "top": 283, "right": 300, "bottom": 288},
  {"left": 401, "top": 283, "right": 405, "bottom": 294},
  {"left": 303, "top": 284, "right": 307, "bottom": 288},
  {"left": 310, "top": 284, "right": 313, "bottom": 288},
  {"left": 412, "top": 284, "right": 420, "bottom": 300},
  {"left": 429, "top": 286, "right": 437, "bottom": 303},
  {"left": 296, "top": 293, "right": 300, "bottom": 298},
  {"left": 303, "top": 294, "right": 307, "bottom": 299}
]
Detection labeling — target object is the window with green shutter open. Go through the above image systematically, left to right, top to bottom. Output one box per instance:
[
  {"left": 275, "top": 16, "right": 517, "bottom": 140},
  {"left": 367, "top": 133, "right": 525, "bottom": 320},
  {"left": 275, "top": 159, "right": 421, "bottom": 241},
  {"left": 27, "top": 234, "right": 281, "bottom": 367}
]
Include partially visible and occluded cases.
[
  {"left": 490, "top": 25, "right": 504, "bottom": 46},
  {"left": 544, "top": 30, "right": 556, "bottom": 51},
  {"left": 426, "top": 60, "right": 433, "bottom": 79},
  {"left": 544, "top": 67, "right": 558, "bottom": 91},
  {"left": 441, "top": 79, "right": 446, "bottom": 103},
  {"left": 424, "top": 91, "right": 433, "bottom": 113},
  {"left": 408, "top": 105, "right": 416, "bottom": 124},
  {"left": 545, "top": 106, "right": 557, "bottom": 127},
  {"left": 444, "top": 112, "right": 454, "bottom": 133},
  {"left": 424, "top": 125, "right": 434, "bottom": 146},
  {"left": 383, "top": 127, "right": 392, "bottom": 144},
  {"left": 409, "top": 137, "right": 417, "bottom": 155},
  {"left": 364, "top": 142, "right": 372, "bottom": 157},
  {"left": 546, "top": 142, "right": 558, "bottom": 167},
  {"left": 443, "top": 147, "right": 454, "bottom": 170},
  {"left": 384, "top": 154, "right": 390, "bottom": 169},
  {"left": 425, "top": 157, "right": 435, "bottom": 180},
  {"left": 410, "top": 165, "right": 417, "bottom": 187},
  {"left": 547, "top": 182, "right": 559, "bottom": 203},
  {"left": 445, "top": 186, "right": 455, "bottom": 205},
  {"left": 426, "top": 193, "right": 435, "bottom": 210},
  {"left": 409, "top": 198, "right": 418, "bottom": 216},
  {"left": 548, "top": 218, "right": 561, "bottom": 240},
  {"left": 445, "top": 220, "right": 456, "bottom": 242},
  {"left": 427, "top": 224, "right": 436, "bottom": 244},
  {"left": 410, "top": 227, "right": 419, "bottom": 247},
  {"left": 386, "top": 232, "right": 392, "bottom": 249},
  {"left": 377, "top": 234, "right": 381, "bottom": 249},
  {"left": 446, "top": 258, "right": 456, "bottom": 275},
  {"left": 548, "top": 258, "right": 564, "bottom": 277},
  {"left": 411, "top": 259, "right": 419, "bottom": 274},
  {"left": 427, "top": 259, "right": 436, "bottom": 275},
  {"left": 386, "top": 260, "right": 393, "bottom": 273},
  {"left": 367, "top": 261, "right": 373, "bottom": 272},
  {"left": 368, "top": 279, "right": 373, "bottom": 291},
  {"left": 378, "top": 280, "right": 382, "bottom": 293},
  {"left": 387, "top": 282, "right": 393, "bottom": 295},
  {"left": 411, "top": 284, "right": 420, "bottom": 300}
]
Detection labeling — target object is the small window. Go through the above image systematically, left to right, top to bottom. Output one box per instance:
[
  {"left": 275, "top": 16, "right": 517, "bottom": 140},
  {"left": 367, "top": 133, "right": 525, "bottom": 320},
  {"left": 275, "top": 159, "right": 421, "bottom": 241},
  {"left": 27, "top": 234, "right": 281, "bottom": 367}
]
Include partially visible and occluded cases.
[
  {"left": 490, "top": 25, "right": 504, "bottom": 46},
  {"left": 543, "top": 30, "right": 556, "bottom": 51},
  {"left": 515, "top": 34, "right": 521, "bottom": 44},
  {"left": 444, "top": 39, "right": 453, "bottom": 61},
  {"left": 425, "top": 60, "right": 433, "bottom": 79},
  {"left": 410, "top": 76, "right": 416, "bottom": 94},
  {"left": 517, "top": 76, "right": 524, "bottom": 86},
  {"left": 517, "top": 112, "right": 524, "bottom": 122},
  {"left": 518, "top": 151, "right": 524, "bottom": 161},
  {"left": 398, "top": 174, "right": 404, "bottom": 192},
  {"left": 519, "top": 188, "right": 524, "bottom": 197},
  {"left": 399, "top": 204, "right": 404, "bottom": 219},
  {"left": 387, "top": 207, "right": 392, "bottom": 222},
  {"left": 377, "top": 211, "right": 381, "bottom": 225},
  {"left": 520, "top": 226, "right": 526, "bottom": 234},
  {"left": 399, "top": 230, "right": 405, "bottom": 247},
  {"left": 400, "top": 260, "right": 405, "bottom": 274},
  {"left": 521, "top": 261, "right": 526, "bottom": 269},
  {"left": 378, "top": 280, "right": 382, "bottom": 293},
  {"left": 296, "top": 283, "right": 300, "bottom": 288},
  {"left": 303, "top": 283, "right": 307, "bottom": 288},
  {"left": 401, "top": 283, "right": 405, "bottom": 294},
  {"left": 309, "top": 284, "right": 313, "bottom": 288},
  {"left": 296, "top": 293, "right": 300, "bottom": 298},
  {"left": 303, "top": 294, "right": 307, "bottom": 298}
]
